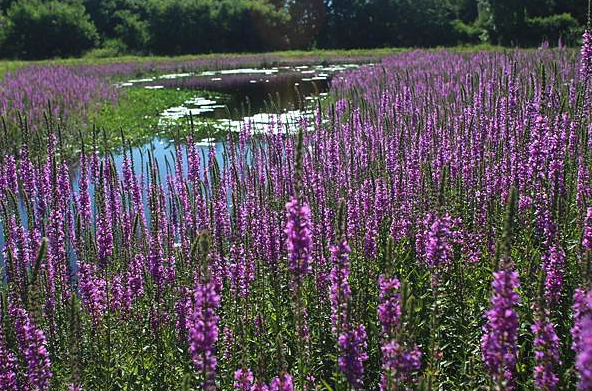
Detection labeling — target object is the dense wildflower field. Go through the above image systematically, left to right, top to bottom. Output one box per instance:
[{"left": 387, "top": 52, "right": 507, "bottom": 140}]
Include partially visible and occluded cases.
[{"left": 1, "top": 41, "right": 592, "bottom": 390}]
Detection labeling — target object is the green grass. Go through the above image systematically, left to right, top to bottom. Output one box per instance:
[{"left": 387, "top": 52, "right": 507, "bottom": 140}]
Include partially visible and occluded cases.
[{"left": 90, "top": 87, "right": 226, "bottom": 150}]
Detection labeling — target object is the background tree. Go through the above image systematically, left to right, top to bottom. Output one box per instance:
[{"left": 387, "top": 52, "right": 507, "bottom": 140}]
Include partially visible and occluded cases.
[
  {"left": 0, "top": 0, "right": 588, "bottom": 60},
  {"left": 3, "top": 0, "right": 98, "bottom": 59},
  {"left": 83, "top": 0, "right": 147, "bottom": 40},
  {"left": 318, "top": 0, "right": 369, "bottom": 48},
  {"left": 487, "top": 0, "right": 526, "bottom": 45},
  {"left": 113, "top": 9, "right": 149, "bottom": 53}
]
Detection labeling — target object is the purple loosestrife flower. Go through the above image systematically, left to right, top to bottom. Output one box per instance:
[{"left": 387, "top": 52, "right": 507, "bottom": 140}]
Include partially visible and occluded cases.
[
  {"left": 581, "top": 30, "right": 592, "bottom": 80},
  {"left": 0, "top": 65, "right": 117, "bottom": 131},
  {"left": 528, "top": 115, "right": 548, "bottom": 187},
  {"left": 186, "top": 136, "right": 201, "bottom": 184},
  {"left": 19, "top": 145, "right": 37, "bottom": 200},
  {"left": 90, "top": 150, "right": 100, "bottom": 184},
  {"left": 77, "top": 154, "right": 91, "bottom": 226},
  {"left": 121, "top": 155, "right": 133, "bottom": 193},
  {"left": 4, "top": 156, "right": 18, "bottom": 195},
  {"left": 35, "top": 156, "right": 51, "bottom": 219},
  {"left": 577, "top": 159, "right": 591, "bottom": 208},
  {"left": 285, "top": 197, "right": 313, "bottom": 280},
  {"left": 96, "top": 204, "right": 113, "bottom": 266},
  {"left": 389, "top": 207, "right": 412, "bottom": 242},
  {"left": 583, "top": 207, "right": 592, "bottom": 252},
  {"left": 417, "top": 213, "right": 458, "bottom": 271},
  {"left": 148, "top": 235, "right": 164, "bottom": 290},
  {"left": 329, "top": 237, "right": 368, "bottom": 388},
  {"left": 329, "top": 239, "right": 352, "bottom": 334},
  {"left": 229, "top": 243, "right": 250, "bottom": 298},
  {"left": 543, "top": 245, "right": 565, "bottom": 304},
  {"left": 127, "top": 254, "right": 145, "bottom": 301},
  {"left": 78, "top": 262, "right": 107, "bottom": 325},
  {"left": 481, "top": 268, "right": 521, "bottom": 390},
  {"left": 109, "top": 275, "right": 128, "bottom": 314},
  {"left": 377, "top": 275, "right": 422, "bottom": 388},
  {"left": 377, "top": 275, "right": 402, "bottom": 336},
  {"left": 188, "top": 280, "right": 221, "bottom": 391},
  {"left": 175, "top": 287, "right": 191, "bottom": 342},
  {"left": 572, "top": 287, "right": 592, "bottom": 389},
  {"left": 572, "top": 288, "right": 591, "bottom": 352},
  {"left": 11, "top": 304, "right": 52, "bottom": 390},
  {"left": 532, "top": 311, "right": 560, "bottom": 391},
  {"left": 576, "top": 315, "right": 592, "bottom": 390},
  {"left": 0, "top": 324, "right": 17, "bottom": 391},
  {"left": 337, "top": 324, "right": 368, "bottom": 390},
  {"left": 222, "top": 326, "right": 234, "bottom": 361},
  {"left": 380, "top": 341, "right": 422, "bottom": 390},
  {"left": 234, "top": 368, "right": 254, "bottom": 391},
  {"left": 270, "top": 373, "right": 294, "bottom": 391},
  {"left": 253, "top": 382, "right": 270, "bottom": 391}
]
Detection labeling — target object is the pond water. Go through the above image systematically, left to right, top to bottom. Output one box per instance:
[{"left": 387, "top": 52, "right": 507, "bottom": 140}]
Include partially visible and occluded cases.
[
  {"left": 119, "top": 63, "right": 362, "bottom": 133},
  {"left": 0, "top": 137, "right": 229, "bottom": 256}
]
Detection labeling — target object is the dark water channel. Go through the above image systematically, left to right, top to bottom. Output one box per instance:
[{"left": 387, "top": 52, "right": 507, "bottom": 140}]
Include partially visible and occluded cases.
[{"left": 122, "top": 64, "right": 362, "bottom": 126}]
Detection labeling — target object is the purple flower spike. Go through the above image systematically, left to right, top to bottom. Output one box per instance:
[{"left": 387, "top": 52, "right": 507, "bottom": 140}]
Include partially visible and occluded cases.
[
  {"left": 581, "top": 30, "right": 592, "bottom": 80},
  {"left": 285, "top": 197, "right": 313, "bottom": 281},
  {"left": 583, "top": 207, "right": 592, "bottom": 252},
  {"left": 329, "top": 239, "right": 352, "bottom": 334},
  {"left": 481, "top": 268, "right": 521, "bottom": 390},
  {"left": 188, "top": 280, "right": 220, "bottom": 391},
  {"left": 572, "top": 286, "right": 592, "bottom": 390},
  {"left": 11, "top": 304, "right": 52, "bottom": 390},
  {"left": 532, "top": 312, "right": 560, "bottom": 391},
  {"left": 576, "top": 315, "right": 592, "bottom": 390},
  {"left": 337, "top": 324, "right": 368, "bottom": 390},
  {"left": 0, "top": 327, "right": 17, "bottom": 391},
  {"left": 234, "top": 368, "right": 254, "bottom": 391},
  {"left": 270, "top": 373, "right": 294, "bottom": 391}
]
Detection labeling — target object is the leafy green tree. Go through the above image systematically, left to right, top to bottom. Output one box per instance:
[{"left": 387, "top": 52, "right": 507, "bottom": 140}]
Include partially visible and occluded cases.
[
  {"left": 0, "top": 0, "right": 16, "bottom": 11},
  {"left": 4, "top": 0, "right": 98, "bottom": 59},
  {"left": 83, "top": 0, "right": 147, "bottom": 39},
  {"left": 146, "top": 0, "right": 219, "bottom": 55},
  {"left": 216, "top": 0, "right": 281, "bottom": 52},
  {"left": 254, "top": 0, "right": 325, "bottom": 50},
  {"left": 284, "top": 0, "right": 326, "bottom": 49},
  {"left": 319, "top": 0, "right": 377, "bottom": 48},
  {"left": 366, "top": 0, "right": 457, "bottom": 47},
  {"left": 452, "top": 0, "right": 479, "bottom": 22},
  {"left": 487, "top": 0, "right": 526, "bottom": 45},
  {"left": 524, "top": 0, "right": 555, "bottom": 17},
  {"left": 553, "top": 0, "right": 587, "bottom": 25},
  {"left": 113, "top": 9, "right": 149, "bottom": 52},
  {"left": 0, "top": 13, "right": 7, "bottom": 52},
  {"left": 524, "top": 13, "right": 579, "bottom": 46}
]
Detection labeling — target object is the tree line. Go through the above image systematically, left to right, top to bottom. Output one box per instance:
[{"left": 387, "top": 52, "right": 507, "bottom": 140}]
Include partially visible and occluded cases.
[{"left": 0, "top": 0, "right": 587, "bottom": 60}]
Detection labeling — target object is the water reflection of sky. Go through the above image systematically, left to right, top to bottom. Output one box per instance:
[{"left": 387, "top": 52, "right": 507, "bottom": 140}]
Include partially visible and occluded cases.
[{"left": 0, "top": 138, "right": 234, "bottom": 262}]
